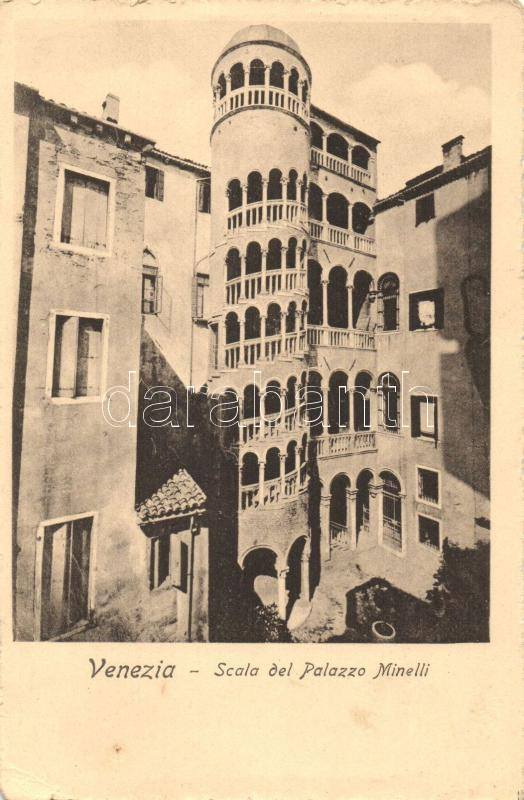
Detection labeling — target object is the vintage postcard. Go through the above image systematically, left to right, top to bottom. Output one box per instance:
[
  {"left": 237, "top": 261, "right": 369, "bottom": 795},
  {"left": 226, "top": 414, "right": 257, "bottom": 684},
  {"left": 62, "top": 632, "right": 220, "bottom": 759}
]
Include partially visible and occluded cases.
[{"left": 0, "top": 0, "right": 521, "bottom": 798}]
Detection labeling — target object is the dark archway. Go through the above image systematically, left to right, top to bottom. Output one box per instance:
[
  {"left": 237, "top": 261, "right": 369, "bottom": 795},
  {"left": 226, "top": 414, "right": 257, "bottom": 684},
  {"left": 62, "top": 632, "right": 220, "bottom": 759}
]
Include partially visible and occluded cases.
[
  {"left": 249, "top": 59, "right": 265, "bottom": 86},
  {"left": 270, "top": 61, "right": 285, "bottom": 89},
  {"left": 230, "top": 62, "right": 245, "bottom": 91},
  {"left": 310, "top": 121, "right": 324, "bottom": 150},
  {"left": 327, "top": 133, "right": 348, "bottom": 161},
  {"left": 352, "top": 146, "right": 370, "bottom": 170},
  {"left": 268, "top": 168, "right": 283, "bottom": 201},
  {"left": 247, "top": 171, "right": 262, "bottom": 204},
  {"left": 227, "top": 179, "right": 242, "bottom": 211},
  {"left": 308, "top": 183, "right": 323, "bottom": 221},
  {"left": 327, "top": 193, "right": 349, "bottom": 229},
  {"left": 352, "top": 202, "right": 372, "bottom": 235},
  {"left": 246, "top": 241, "right": 262, "bottom": 274},
  {"left": 226, "top": 248, "right": 241, "bottom": 281},
  {"left": 307, "top": 260, "right": 323, "bottom": 325},
  {"left": 327, "top": 266, "right": 348, "bottom": 328},
  {"left": 353, "top": 270, "right": 374, "bottom": 329},
  {"left": 265, "top": 304, "right": 281, "bottom": 337},
  {"left": 245, "top": 307, "right": 261, "bottom": 339},
  {"left": 225, "top": 312, "right": 240, "bottom": 344},
  {"left": 328, "top": 371, "right": 349, "bottom": 434},
  {"left": 354, "top": 371, "right": 372, "bottom": 431},
  {"left": 243, "top": 384, "right": 260, "bottom": 420},
  {"left": 356, "top": 469, "right": 373, "bottom": 540}
]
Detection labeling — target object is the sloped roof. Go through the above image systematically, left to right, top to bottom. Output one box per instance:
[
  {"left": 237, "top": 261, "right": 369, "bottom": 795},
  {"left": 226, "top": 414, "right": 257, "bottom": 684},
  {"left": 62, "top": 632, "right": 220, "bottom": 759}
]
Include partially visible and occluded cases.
[{"left": 137, "top": 469, "right": 206, "bottom": 523}]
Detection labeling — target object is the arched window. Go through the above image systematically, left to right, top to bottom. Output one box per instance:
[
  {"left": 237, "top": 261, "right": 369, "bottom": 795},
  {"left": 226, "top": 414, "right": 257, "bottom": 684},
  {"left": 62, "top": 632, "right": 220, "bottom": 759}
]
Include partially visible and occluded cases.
[
  {"left": 249, "top": 59, "right": 265, "bottom": 86},
  {"left": 270, "top": 61, "right": 284, "bottom": 88},
  {"left": 230, "top": 63, "right": 245, "bottom": 91},
  {"left": 288, "top": 67, "right": 299, "bottom": 95},
  {"left": 217, "top": 73, "right": 226, "bottom": 99},
  {"left": 301, "top": 79, "right": 309, "bottom": 103},
  {"left": 310, "top": 121, "right": 323, "bottom": 150},
  {"left": 326, "top": 133, "right": 348, "bottom": 161},
  {"left": 352, "top": 146, "right": 370, "bottom": 170},
  {"left": 267, "top": 168, "right": 282, "bottom": 201},
  {"left": 287, "top": 170, "right": 298, "bottom": 201},
  {"left": 247, "top": 171, "right": 262, "bottom": 204},
  {"left": 301, "top": 173, "right": 308, "bottom": 204},
  {"left": 227, "top": 179, "right": 242, "bottom": 211},
  {"left": 308, "top": 183, "right": 323, "bottom": 221},
  {"left": 327, "top": 193, "right": 349, "bottom": 229},
  {"left": 352, "top": 202, "right": 372, "bottom": 235},
  {"left": 286, "top": 237, "right": 297, "bottom": 269},
  {"left": 267, "top": 238, "right": 282, "bottom": 270},
  {"left": 246, "top": 241, "right": 262, "bottom": 274},
  {"left": 226, "top": 248, "right": 241, "bottom": 281},
  {"left": 307, "top": 260, "right": 323, "bottom": 325},
  {"left": 327, "top": 266, "right": 348, "bottom": 328},
  {"left": 353, "top": 271, "right": 374, "bottom": 329},
  {"left": 378, "top": 273, "right": 399, "bottom": 331},
  {"left": 300, "top": 300, "right": 307, "bottom": 330},
  {"left": 286, "top": 301, "right": 297, "bottom": 333},
  {"left": 265, "top": 303, "right": 281, "bottom": 336},
  {"left": 245, "top": 307, "right": 261, "bottom": 339},
  {"left": 225, "top": 312, "right": 240, "bottom": 344},
  {"left": 328, "top": 371, "right": 349, "bottom": 434},
  {"left": 353, "top": 371, "right": 372, "bottom": 431},
  {"left": 378, "top": 373, "right": 400, "bottom": 432},
  {"left": 286, "top": 376, "right": 297, "bottom": 409},
  {"left": 264, "top": 381, "right": 282, "bottom": 417},
  {"left": 243, "top": 384, "right": 260, "bottom": 419},
  {"left": 285, "top": 441, "right": 297, "bottom": 473},
  {"left": 265, "top": 447, "right": 281, "bottom": 481},
  {"left": 242, "top": 452, "right": 258, "bottom": 486},
  {"left": 380, "top": 471, "right": 402, "bottom": 552},
  {"left": 330, "top": 474, "right": 351, "bottom": 538}
]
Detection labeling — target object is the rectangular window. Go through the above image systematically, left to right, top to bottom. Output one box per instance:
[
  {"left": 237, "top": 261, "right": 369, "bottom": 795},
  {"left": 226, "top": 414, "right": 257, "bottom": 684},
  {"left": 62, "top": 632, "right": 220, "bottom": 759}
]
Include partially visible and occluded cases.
[
  {"left": 145, "top": 166, "right": 164, "bottom": 201},
  {"left": 61, "top": 170, "right": 109, "bottom": 251},
  {"left": 198, "top": 179, "right": 211, "bottom": 213},
  {"left": 415, "top": 193, "right": 435, "bottom": 225},
  {"left": 142, "top": 269, "right": 162, "bottom": 314},
  {"left": 193, "top": 273, "right": 209, "bottom": 320},
  {"left": 409, "top": 288, "right": 444, "bottom": 331},
  {"left": 51, "top": 314, "right": 106, "bottom": 399},
  {"left": 411, "top": 395, "right": 438, "bottom": 441},
  {"left": 417, "top": 467, "right": 440, "bottom": 505},
  {"left": 418, "top": 514, "right": 441, "bottom": 550},
  {"left": 39, "top": 515, "right": 93, "bottom": 640},
  {"left": 149, "top": 534, "right": 188, "bottom": 591}
]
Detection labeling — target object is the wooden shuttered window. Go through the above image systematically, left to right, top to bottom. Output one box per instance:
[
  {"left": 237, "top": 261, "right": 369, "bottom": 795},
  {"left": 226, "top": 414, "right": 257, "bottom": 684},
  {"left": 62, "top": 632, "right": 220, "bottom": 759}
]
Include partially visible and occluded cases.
[
  {"left": 145, "top": 166, "right": 164, "bottom": 201},
  {"left": 61, "top": 170, "right": 109, "bottom": 250},
  {"left": 52, "top": 315, "right": 104, "bottom": 398}
]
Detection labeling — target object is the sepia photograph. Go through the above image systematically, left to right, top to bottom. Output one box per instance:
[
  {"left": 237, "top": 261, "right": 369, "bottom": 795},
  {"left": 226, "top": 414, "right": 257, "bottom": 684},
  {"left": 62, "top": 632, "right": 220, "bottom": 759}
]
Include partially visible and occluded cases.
[{"left": 11, "top": 16, "right": 492, "bottom": 646}]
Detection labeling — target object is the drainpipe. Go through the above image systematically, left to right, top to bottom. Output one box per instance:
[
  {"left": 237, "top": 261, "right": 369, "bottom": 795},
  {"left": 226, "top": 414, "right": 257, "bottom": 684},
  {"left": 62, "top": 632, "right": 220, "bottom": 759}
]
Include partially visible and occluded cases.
[{"left": 186, "top": 514, "right": 200, "bottom": 642}]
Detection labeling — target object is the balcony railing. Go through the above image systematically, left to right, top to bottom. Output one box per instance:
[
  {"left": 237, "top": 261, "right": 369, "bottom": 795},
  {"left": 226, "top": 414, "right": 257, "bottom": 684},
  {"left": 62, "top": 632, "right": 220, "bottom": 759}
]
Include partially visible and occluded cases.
[
  {"left": 215, "top": 85, "right": 309, "bottom": 125},
  {"left": 311, "top": 146, "right": 372, "bottom": 186},
  {"left": 227, "top": 199, "right": 307, "bottom": 234},
  {"left": 308, "top": 220, "right": 375, "bottom": 254},
  {"left": 225, "top": 267, "right": 307, "bottom": 305},
  {"left": 307, "top": 325, "right": 375, "bottom": 350},
  {"left": 224, "top": 329, "right": 307, "bottom": 369},
  {"left": 240, "top": 407, "right": 304, "bottom": 445},
  {"left": 311, "top": 431, "right": 377, "bottom": 459},
  {"left": 239, "top": 467, "right": 307, "bottom": 511},
  {"left": 330, "top": 520, "right": 350, "bottom": 546}
]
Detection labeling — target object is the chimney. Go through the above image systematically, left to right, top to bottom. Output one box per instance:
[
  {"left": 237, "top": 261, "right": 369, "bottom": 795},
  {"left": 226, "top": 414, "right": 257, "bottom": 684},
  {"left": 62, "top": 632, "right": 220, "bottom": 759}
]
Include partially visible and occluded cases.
[
  {"left": 102, "top": 93, "right": 120, "bottom": 124},
  {"left": 442, "top": 135, "right": 464, "bottom": 171}
]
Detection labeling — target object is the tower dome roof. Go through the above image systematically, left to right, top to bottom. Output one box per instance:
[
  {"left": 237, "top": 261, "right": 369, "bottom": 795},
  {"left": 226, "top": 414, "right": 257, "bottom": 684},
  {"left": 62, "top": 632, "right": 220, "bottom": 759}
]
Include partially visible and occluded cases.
[{"left": 221, "top": 24, "right": 301, "bottom": 57}]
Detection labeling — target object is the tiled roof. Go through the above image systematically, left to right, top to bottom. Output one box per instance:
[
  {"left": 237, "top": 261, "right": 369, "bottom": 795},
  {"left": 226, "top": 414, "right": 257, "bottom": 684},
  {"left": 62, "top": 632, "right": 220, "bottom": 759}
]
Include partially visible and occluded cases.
[{"left": 137, "top": 469, "right": 206, "bottom": 523}]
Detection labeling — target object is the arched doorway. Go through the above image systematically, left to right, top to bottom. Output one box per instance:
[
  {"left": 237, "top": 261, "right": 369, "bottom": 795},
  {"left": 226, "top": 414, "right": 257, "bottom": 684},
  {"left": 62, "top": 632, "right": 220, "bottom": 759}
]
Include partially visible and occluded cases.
[
  {"left": 307, "top": 260, "right": 323, "bottom": 325},
  {"left": 328, "top": 266, "right": 348, "bottom": 328},
  {"left": 353, "top": 271, "right": 374, "bottom": 329},
  {"left": 328, "top": 371, "right": 349, "bottom": 433},
  {"left": 354, "top": 371, "right": 372, "bottom": 431},
  {"left": 356, "top": 469, "right": 373, "bottom": 541},
  {"left": 380, "top": 471, "right": 402, "bottom": 552},
  {"left": 330, "top": 474, "right": 350, "bottom": 547},
  {"left": 242, "top": 547, "right": 278, "bottom": 611}
]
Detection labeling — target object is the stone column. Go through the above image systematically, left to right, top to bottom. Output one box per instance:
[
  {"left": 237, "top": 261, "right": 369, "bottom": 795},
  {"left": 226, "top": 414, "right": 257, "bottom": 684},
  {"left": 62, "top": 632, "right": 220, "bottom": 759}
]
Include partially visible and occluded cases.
[
  {"left": 264, "top": 64, "right": 270, "bottom": 92},
  {"left": 226, "top": 73, "right": 232, "bottom": 94},
  {"left": 262, "top": 178, "right": 268, "bottom": 206},
  {"left": 321, "top": 192, "right": 328, "bottom": 223},
  {"left": 261, "top": 248, "right": 268, "bottom": 293},
  {"left": 239, "top": 255, "right": 245, "bottom": 300},
  {"left": 321, "top": 279, "right": 329, "bottom": 327},
  {"left": 347, "top": 283, "right": 353, "bottom": 328},
  {"left": 281, "top": 311, "right": 287, "bottom": 354},
  {"left": 260, "top": 314, "right": 266, "bottom": 361},
  {"left": 238, "top": 320, "right": 245, "bottom": 366},
  {"left": 322, "top": 385, "right": 329, "bottom": 430},
  {"left": 369, "top": 387, "right": 378, "bottom": 432},
  {"left": 280, "top": 453, "right": 286, "bottom": 499},
  {"left": 258, "top": 460, "right": 265, "bottom": 508},
  {"left": 369, "top": 483, "right": 383, "bottom": 546},
  {"left": 347, "top": 489, "right": 358, "bottom": 550},
  {"left": 320, "top": 493, "right": 332, "bottom": 561},
  {"left": 301, "top": 540, "right": 311, "bottom": 601},
  {"left": 277, "top": 567, "right": 289, "bottom": 620}
]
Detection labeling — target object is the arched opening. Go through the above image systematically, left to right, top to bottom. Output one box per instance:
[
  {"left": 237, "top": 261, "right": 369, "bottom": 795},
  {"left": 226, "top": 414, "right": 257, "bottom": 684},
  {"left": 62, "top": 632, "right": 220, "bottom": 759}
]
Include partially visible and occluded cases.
[
  {"left": 249, "top": 59, "right": 265, "bottom": 86},
  {"left": 270, "top": 61, "right": 284, "bottom": 88},
  {"left": 230, "top": 62, "right": 245, "bottom": 91},
  {"left": 288, "top": 67, "right": 299, "bottom": 96},
  {"left": 217, "top": 73, "right": 226, "bottom": 99},
  {"left": 301, "top": 80, "right": 309, "bottom": 103},
  {"left": 310, "top": 121, "right": 323, "bottom": 150},
  {"left": 326, "top": 133, "right": 349, "bottom": 161},
  {"left": 352, "top": 145, "right": 370, "bottom": 170},
  {"left": 267, "top": 168, "right": 283, "bottom": 201},
  {"left": 287, "top": 170, "right": 298, "bottom": 201},
  {"left": 247, "top": 171, "right": 262, "bottom": 204},
  {"left": 301, "top": 173, "right": 308, "bottom": 204},
  {"left": 227, "top": 179, "right": 242, "bottom": 211},
  {"left": 308, "top": 183, "right": 323, "bottom": 221},
  {"left": 327, "top": 193, "right": 349, "bottom": 229},
  {"left": 352, "top": 202, "right": 372, "bottom": 235},
  {"left": 286, "top": 236, "right": 297, "bottom": 268},
  {"left": 267, "top": 238, "right": 282, "bottom": 270},
  {"left": 299, "top": 239, "right": 307, "bottom": 268},
  {"left": 245, "top": 241, "right": 262, "bottom": 274},
  {"left": 226, "top": 248, "right": 241, "bottom": 281},
  {"left": 307, "top": 260, "right": 323, "bottom": 325},
  {"left": 327, "top": 266, "right": 348, "bottom": 328},
  {"left": 352, "top": 270, "right": 374, "bottom": 329},
  {"left": 378, "top": 273, "right": 399, "bottom": 331},
  {"left": 300, "top": 300, "right": 307, "bottom": 330},
  {"left": 286, "top": 301, "right": 297, "bottom": 333},
  {"left": 265, "top": 303, "right": 281, "bottom": 336},
  {"left": 245, "top": 307, "right": 261, "bottom": 339},
  {"left": 225, "top": 311, "right": 240, "bottom": 344},
  {"left": 307, "top": 371, "right": 323, "bottom": 438},
  {"left": 328, "top": 371, "right": 349, "bottom": 434},
  {"left": 354, "top": 371, "right": 372, "bottom": 431},
  {"left": 378, "top": 372, "right": 400, "bottom": 432},
  {"left": 286, "top": 376, "right": 297, "bottom": 409},
  {"left": 264, "top": 380, "right": 282, "bottom": 418},
  {"left": 243, "top": 384, "right": 260, "bottom": 420},
  {"left": 285, "top": 440, "right": 297, "bottom": 474},
  {"left": 264, "top": 447, "right": 281, "bottom": 481},
  {"left": 241, "top": 452, "right": 259, "bottom": 486},
  {"left": 356, "top": 469, "right": 373, "bottom": 540},
  {"left": 380, "top": 471, "right": 402, "bottom": 552},
  {"left": 330, "top": 474, "right": 350, "bottom": 546},
  {"left": 286, "top": 535, "right": 307, "bottom": 611},
  {"left": 242, "top": 547, "right": 278, "bottom": 614}
]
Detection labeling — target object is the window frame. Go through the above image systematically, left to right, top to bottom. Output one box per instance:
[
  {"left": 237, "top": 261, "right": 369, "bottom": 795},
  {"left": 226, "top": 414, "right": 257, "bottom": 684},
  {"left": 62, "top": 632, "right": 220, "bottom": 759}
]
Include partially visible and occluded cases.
[
  {"left": 52, "top": 163, "right": 116, "bottom": 257},
  {"left": 145, "top": 165, "right": 165, "bottom": 202},
  {"left": 415, "top": 192, "right": 436, "bottom": 226},
  {"left": 142, "top": 267, "right": 163, "bottom": 315},
  {"left": 193, "top": 273, "right": 210, "bottom": 321},
  {"left": 409, "top": 287, "right": 445, "bottom": 332},
  {"left": 45, "top": 309, "right": 110, "bottom": 404},
  {"left": 410, "top": 394, "right": 439, "bottom": 442},
  {"left": 416, "top": 465, "right": 441, "bottom": 508},
  {"left": 34, "top": 511, "right": 98, "bottom": 641},
  {"left": 417, "top": 512, "right": 442, "bottom": 552},
  {"left": 149, "top": 532, "right": 188, "bottom": 592}
]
